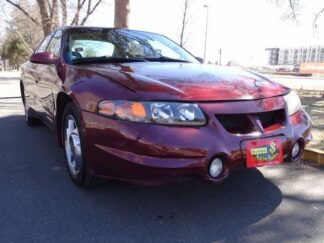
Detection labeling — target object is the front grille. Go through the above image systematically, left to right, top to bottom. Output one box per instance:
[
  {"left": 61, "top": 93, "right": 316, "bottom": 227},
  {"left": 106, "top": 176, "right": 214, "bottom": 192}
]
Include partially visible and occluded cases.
[
  {"left": 216, "top": 109, "right": 285, "bottom": 134},
  {"left": 258, "top": 109, "right": 285, "bottom": 129},
  {"left": 216, "top": 114, "right": 255, "bottom": 134}
]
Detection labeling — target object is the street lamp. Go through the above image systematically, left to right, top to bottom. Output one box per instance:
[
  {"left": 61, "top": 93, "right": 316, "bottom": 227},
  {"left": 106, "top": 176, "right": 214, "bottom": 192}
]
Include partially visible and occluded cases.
[{"left": 203, "top": 4, "right": 209, "bottom": 61}]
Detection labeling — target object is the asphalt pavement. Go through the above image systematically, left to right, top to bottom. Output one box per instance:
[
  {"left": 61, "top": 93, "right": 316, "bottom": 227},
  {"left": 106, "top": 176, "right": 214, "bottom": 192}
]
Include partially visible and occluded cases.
[{"left": 1, "top": 71, "right": 324, "bottom": 243}]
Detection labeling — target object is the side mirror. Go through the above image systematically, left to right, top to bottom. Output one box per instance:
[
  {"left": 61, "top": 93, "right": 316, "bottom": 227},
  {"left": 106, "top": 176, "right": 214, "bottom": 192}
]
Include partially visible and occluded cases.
[
  {"left": 30, "top": 52, "right": 56, "bottom": 64},
  {"left": 195, "top": 57, "right": 204, "bottom": 64}
]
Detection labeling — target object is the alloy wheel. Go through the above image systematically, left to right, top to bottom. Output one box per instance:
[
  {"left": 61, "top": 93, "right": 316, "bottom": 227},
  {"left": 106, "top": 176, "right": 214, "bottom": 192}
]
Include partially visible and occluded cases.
[{"left": 64, "top": 115, "right": 82, "bottom": 176}]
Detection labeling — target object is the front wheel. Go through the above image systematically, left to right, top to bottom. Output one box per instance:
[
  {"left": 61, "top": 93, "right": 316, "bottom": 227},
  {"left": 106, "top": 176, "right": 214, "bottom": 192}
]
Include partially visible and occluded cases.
[{"left": 62, "top": 102, "right": 102, "bottom": 188}]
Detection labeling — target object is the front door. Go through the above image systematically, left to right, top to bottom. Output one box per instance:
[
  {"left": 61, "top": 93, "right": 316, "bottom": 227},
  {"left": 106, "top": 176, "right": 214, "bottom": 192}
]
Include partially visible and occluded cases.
[{"left": 35, "top": 30, "right": 62, "bottom": 128}]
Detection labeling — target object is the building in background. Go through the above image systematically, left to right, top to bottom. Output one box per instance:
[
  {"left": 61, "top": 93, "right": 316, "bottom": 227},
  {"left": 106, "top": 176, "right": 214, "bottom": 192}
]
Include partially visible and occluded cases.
[
  {"left": 266, "top": 46, "right": 324, "bottom": 65},
  {"left": 265, "top": 48, "right": 279, "bottom": 65}
]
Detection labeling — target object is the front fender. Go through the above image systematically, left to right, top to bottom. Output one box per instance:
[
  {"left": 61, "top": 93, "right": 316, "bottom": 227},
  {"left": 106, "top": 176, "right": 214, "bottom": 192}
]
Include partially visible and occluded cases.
[{"left": 65, "top": 66, "right": 139, "bottom": 113}]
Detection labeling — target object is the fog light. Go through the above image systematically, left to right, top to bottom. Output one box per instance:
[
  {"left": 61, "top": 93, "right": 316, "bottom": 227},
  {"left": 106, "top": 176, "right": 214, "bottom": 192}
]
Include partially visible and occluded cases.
[
  {"left": 292, "top": 142, "right": 301, "bottom": 160},
  {"left": 209, "top": 158, "right": 223, "bottom": 178}
]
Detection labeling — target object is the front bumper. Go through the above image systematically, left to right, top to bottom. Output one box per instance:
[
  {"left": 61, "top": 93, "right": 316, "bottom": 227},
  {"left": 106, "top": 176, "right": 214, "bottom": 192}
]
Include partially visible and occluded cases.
[{"left": 81, "top": 98, "right": 312, "bottom": 185}]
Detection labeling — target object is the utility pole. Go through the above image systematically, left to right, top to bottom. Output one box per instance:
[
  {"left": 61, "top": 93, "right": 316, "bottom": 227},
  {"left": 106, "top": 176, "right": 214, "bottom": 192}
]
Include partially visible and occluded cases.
[
  {"left": 203, "top": 4, "right": 209, "bottom": 61},
  {"left": 219, "top": 48, "right": 222, "bottom": 66}
]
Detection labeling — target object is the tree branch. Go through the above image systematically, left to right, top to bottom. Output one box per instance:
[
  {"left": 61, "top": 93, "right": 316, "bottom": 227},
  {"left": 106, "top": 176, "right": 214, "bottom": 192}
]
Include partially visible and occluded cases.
[
  {"left": 5, "top": 0, "right": 40, "bottom": 26},
  {"left": 36, "top": 0, "right": 53, "bottom": 35},
  {"left": 46, "top": 0, "right": 52, "bottom": 12},
  {"left": 50, "top": 0, "right": 57, "bottom": 20},
  {"left": 50, "top": 0, "right": 59, "bottom": 28},
  {"left": 60, "top": 0, "right": 67, "bottom": 25},
  {"left": 70, "top": 0, "right": 87, "bottom": 25},
  {"left": 80, "top": 0, "right": 103, "bottom": 25},
  {"left": 89, "top": 0, "right": 102, "bottom": 14},
  {"left": 180, "top": 0, "right": 189, "bottom": 47},
  {"left": 288, "top": 0, "right": 298, "bottom": 20},
  {"left": 313, "top": 7, "right": 324, "bottom": 36}
]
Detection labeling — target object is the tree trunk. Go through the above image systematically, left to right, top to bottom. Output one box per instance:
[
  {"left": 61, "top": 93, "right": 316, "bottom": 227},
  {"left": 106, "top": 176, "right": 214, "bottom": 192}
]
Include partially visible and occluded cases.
[
  {"left": 36, "top": 0, "right": 52, "bottom": 36},
  {"left": 51, "top": 0, "right": 59, "bottom": 29},
  {"left": 60, "top": 0, "right": 67, "bottom": 26},
  {"left": 114, "top": 0, "right": 130, "bottom": 28},
  {"left": 180, "top": 0, "right": 189, "bottom": 47}
]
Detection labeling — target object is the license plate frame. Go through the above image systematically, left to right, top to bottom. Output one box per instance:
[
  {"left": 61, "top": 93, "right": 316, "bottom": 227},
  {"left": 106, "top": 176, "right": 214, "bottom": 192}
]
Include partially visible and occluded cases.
[{"left": 246, "top": 138, "right": 283, "bottom": 168}]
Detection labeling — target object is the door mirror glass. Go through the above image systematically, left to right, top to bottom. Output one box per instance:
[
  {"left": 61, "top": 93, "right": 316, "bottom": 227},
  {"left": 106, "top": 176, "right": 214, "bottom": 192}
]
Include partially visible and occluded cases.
[{"left": 30, "top": 52, "right": 56, "bottom": 64}]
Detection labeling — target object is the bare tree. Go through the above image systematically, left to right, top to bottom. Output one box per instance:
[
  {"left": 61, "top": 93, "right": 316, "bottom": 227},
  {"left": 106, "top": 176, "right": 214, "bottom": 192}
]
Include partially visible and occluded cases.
[
  {"left": 5, "top": 0, "right": 104, "bottom": 36},
  {"left": 5, "top": 0, "right": 40, "bottom": 26},
  {"left": 36, "top": 0, "right": 56, "bottom": 35},
  {"left": 60, "top": 0, "right": 67, "bottom": 25},
  {"left": 70, "top": 0, "right": 87, "bottom": 26},
  {"left": 80, "top": 0, "right": 103, "bottom": 25},
  {"left": 114, "top": 0, "right": 130, "bottom": 28},
  {"left": 178, "top": 0, "right": 197, "bottom": 48},
  {"left": 179, "top": 0, "right": 189, "bottom": 47},
  {"left": 274, "top": 0, "right": 300, "bottom": 21},
  {"left": 274, "top": 0, "right": 324, "bottom": 34},
  {"left": 285, "top": 0, "right": 300, "bottom": 21},
  {"left": 1, "top": 1, "right": 43, "bottom": 51},
  {"left": 1, "top": 2, "right": 42, "bottom": 67},
  {"left": 313, "top": 7, "right": 324, "bottom": 33}
]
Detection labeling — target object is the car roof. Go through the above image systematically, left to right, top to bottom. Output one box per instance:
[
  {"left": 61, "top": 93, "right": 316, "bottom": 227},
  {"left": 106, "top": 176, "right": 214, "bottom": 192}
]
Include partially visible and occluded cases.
[
  {"left": 57, "top": 26, "right": 155, "bottom": 35},
  {"left": 58, "top": 26, "right": 113, "bottom": 31}
]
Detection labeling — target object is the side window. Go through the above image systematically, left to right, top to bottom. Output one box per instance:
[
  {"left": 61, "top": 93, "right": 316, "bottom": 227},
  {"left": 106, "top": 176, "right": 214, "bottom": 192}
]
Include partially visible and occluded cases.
[
  {"left": 47, "top": 31, "right": 62, "bottom": 58},
  {"left": 36, "top": 34, "right": 53, "bottom": 53},
  {"left": 34, "top": 39, "right": 43, "bottom": 53},
  {"left": 148, "top": 39, "right": 181, "bottom": 59}
]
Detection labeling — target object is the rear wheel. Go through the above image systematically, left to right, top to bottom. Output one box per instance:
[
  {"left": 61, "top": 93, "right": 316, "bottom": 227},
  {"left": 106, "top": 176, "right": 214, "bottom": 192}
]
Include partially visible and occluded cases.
[{"left": 62, "top": 102, "right": 103, "bottom": 188}]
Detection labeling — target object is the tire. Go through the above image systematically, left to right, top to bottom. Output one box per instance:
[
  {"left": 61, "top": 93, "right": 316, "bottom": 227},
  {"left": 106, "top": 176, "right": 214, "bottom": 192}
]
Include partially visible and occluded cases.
[
  {"left": 21, "top": 85, "right": 41, "bottom": 126},
  {"left": 62, "top": 102, "right": 103, "bottom": 188}
]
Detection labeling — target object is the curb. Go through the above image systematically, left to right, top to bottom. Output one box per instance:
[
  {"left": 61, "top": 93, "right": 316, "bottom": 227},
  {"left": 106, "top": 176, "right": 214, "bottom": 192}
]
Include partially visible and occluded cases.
[{"left": 302, "top": 148, "right": 324, "bottom": 165}]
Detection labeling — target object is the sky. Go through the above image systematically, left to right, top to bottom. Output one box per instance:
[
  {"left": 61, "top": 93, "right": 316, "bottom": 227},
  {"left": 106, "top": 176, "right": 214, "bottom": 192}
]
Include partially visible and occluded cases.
[
  {"left": 1, "top": 0, "right": 324, "bottom": 65},
  {"left": 88, "top": 0, "right": 324, "bottom": 66}
]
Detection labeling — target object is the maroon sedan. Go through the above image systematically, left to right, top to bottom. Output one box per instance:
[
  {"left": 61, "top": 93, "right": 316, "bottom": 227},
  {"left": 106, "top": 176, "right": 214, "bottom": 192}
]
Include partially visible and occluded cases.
[{"left": 21, "top": 26, "right": 311, "bottom": 187}]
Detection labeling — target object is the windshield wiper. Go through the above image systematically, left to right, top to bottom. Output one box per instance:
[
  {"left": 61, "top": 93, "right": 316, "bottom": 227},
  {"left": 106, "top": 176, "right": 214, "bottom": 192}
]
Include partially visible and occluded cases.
[
  {"left": 71, "top": 56, "right": 148, "bottom": 65},
  {"left": 144, "top": 57, "right": 191, "bottom": 63}
]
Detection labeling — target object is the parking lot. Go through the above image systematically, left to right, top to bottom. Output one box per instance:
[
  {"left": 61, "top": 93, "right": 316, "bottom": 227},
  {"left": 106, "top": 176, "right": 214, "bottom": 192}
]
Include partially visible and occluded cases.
[{"left": 1, "top": 71, "right": 324, "bottom": 242}]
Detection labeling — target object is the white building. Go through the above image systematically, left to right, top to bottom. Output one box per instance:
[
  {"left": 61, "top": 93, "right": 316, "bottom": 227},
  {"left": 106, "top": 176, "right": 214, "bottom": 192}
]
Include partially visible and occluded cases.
[{"left": 278, "top": 46, "right": 324, "bottom": 65}]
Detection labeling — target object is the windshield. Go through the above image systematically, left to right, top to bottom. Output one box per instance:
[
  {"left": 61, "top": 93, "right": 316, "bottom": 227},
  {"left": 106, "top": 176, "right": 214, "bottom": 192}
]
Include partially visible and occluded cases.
[{"left": 66, "top": 28, "right": 198, "bottom": 64}]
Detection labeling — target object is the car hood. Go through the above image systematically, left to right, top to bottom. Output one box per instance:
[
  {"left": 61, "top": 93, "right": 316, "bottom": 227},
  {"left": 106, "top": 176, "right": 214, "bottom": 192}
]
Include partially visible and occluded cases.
[{"left": 86, "top": 62, "right": 289, "bottom": 101}]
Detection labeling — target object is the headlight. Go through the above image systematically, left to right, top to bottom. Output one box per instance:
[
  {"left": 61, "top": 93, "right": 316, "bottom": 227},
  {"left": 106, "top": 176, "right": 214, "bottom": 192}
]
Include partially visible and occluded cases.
[
  {"left": 283, "top": 91, "right": 301, "bottom": 116},
  {"left": 98, "top": 101, "right": 206, "bottom": 126}
]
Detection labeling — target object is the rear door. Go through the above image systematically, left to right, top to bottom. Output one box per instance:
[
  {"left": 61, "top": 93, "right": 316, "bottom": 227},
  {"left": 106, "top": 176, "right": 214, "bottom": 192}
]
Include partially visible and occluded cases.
[{"left": 22, "top": 35, "right": 52, "bottom": 113}]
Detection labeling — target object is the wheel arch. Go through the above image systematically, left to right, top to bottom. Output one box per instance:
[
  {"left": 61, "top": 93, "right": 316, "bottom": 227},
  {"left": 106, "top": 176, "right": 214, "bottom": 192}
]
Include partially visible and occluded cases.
[{"left": 55, "top": 92, "right": 74, "bottom": 147}]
